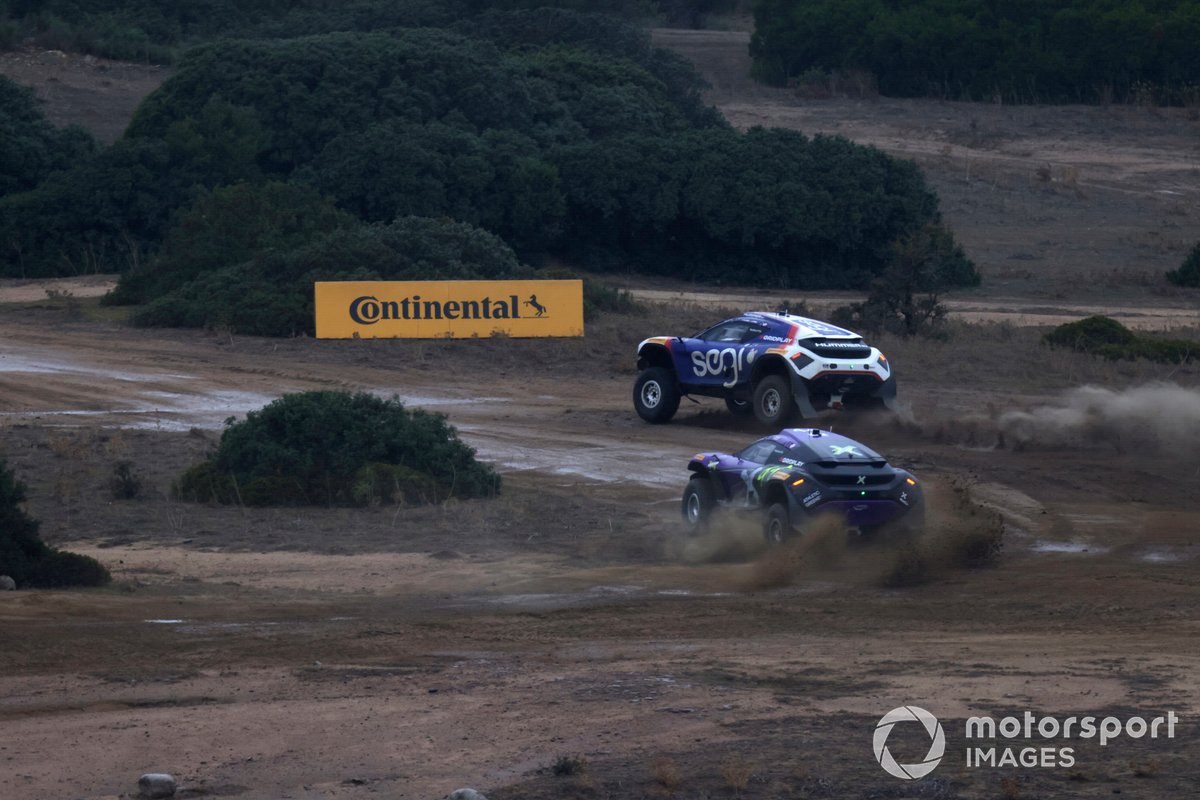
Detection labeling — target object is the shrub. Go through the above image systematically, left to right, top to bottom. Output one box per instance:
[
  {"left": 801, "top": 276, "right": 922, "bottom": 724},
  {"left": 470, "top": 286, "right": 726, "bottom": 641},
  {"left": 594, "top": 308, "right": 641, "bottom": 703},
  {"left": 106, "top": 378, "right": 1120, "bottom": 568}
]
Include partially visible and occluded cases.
[
  {"left": 751, "top": 0, "right": 1200, "bottom": 105},
  {"left": 5, "top": 6, "right": 973, "bottom": 304},
  {"left": 0, "top": 76, "right": 96, "bottom": 196},
  {"left": 300, "top": 122, "right": 565, "bottom": 256},
  {"left": 551, "top": 127, "right": 975, "bottom": 288},
  {"left": 106, "top": 181, "right": 355, "bottom": 305},
  {"left": 131, "top": 216, "right": 531, "bottom": 336},
  {"left": 831, "top": 223, "right": 974, "bottom": 337},
  {"left": 1166, "top": 242, "right": 1200, "bottom": 287},
  {"left": 582, "top": 280, "right": 642, "bottom": 319},
  {"left": 1044, "top": 315, "right": 1138, "bottom": 351},
  {"left": 1044, "top": 316, "right": 1197, "bottom": 364},
  {"left": 1095, "top": 339, "right": 1198, "bottom": 365},
  {"left": 178, "top": 391, "right": 500, "bottom": 507},
  {"left": 0, "top": 459, "right": 110, "bottom": 588},
  {"left": 174, "top": 460, "right": 239, "bottom": 504},
  {"left": 109, "top": 461, "right": 142, "bottom": 500},
  {"left": 352, "top": 463, "right": 444, "bottom": 506}
]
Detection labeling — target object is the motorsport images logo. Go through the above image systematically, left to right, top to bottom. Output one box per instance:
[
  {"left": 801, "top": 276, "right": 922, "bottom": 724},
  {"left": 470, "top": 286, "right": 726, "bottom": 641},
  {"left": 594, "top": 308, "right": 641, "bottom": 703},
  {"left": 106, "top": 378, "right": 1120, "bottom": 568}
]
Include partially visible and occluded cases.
[
  {"left": 873, "top": 705, "right": 1180, "bottom": 779},
  {"left": 873, "top": 706, "right": 946, "bottom": 780}
]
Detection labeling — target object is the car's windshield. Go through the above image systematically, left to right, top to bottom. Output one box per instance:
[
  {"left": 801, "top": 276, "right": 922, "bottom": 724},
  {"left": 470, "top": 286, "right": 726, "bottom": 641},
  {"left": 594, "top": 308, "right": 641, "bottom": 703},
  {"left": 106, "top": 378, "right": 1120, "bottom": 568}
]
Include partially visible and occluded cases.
[
  {"left": 695, "top": 320, "right": 764, "bottom": 343},
  {"left": 736, "top": 439, "right": 788, "bottom": 465}
]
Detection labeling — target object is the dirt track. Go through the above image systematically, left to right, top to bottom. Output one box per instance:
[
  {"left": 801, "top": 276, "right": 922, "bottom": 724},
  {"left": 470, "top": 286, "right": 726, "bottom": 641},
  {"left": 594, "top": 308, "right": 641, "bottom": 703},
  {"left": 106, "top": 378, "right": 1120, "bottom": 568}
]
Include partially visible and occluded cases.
[
  {"left": 1, "top": 29, "right": 1199, "bottom": 800},
  {"left": 1, "top": 299, "right": 1199, "bottom": 799}
]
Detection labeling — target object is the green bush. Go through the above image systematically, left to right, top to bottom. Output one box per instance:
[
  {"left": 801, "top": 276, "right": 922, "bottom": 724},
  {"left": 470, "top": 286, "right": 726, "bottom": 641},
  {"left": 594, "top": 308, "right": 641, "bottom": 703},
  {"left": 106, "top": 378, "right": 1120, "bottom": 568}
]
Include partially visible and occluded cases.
[
  {"left": 751, "top": 0, "right": 1200, "bottom": 104},
  {"left": 4, "top": 7, "right": 974, "bottom": 302},
  {"left": 453, "top": 8, "right": 723, "bottom": 130},
  {"left": 0, "top": 76, "right": 96, "bottom": 196},
  {"left": 300, "top": 122, "right": 565, "bottom": 256},
  {"left": 551, "top": 127, "right": 975, "bottom": 288},
  {"left": 106, "top": 181, "right": 355, "bottom": 305},
  {"left": 131, "top": 216, "right": 531, "bottom": 335},
  {"left": 831, "top": 223, "right": 975, "bottom": 337},
  {"left": 1166, "top": 242, "right": 1200, "bottom": 288},
  {"left": 1043, "top": 315, "right": 1139, "bottom": 351},
  {"left": 1044, "top": 315, "right": 1197, "bottom": 364},
  {"left": 177, "top": 391, "right": 500, "bottom": 507},
  {"left": 0, "top": 459, "right": 110, "bottom": 588},
  {"left": 175, "top": 460, "right": 239, "bottom": 504},
  {"left": 352, "top": 463, "right": 443, "bottom": 506},
  {"left": 239, "top": 475, "right": 310, "bottom": 507}
]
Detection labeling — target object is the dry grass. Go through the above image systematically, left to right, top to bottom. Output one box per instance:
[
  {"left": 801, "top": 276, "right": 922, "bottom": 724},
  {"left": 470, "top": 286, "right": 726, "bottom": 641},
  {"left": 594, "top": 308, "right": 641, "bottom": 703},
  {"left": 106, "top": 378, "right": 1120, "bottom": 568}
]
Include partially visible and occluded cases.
[
  {"left": 719, "top": 754, "right": 753, "bottom": 794},
  {"left": 648, "top": 756, "right": 683, "bottom": 792}
]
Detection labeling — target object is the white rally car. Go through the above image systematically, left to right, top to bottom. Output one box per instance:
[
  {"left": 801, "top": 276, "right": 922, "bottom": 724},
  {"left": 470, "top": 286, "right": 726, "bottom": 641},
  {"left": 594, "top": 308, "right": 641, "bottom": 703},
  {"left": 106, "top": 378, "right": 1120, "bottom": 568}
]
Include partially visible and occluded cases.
[{"left": 633, "top": 311, "right": 897, "bottom": 426}]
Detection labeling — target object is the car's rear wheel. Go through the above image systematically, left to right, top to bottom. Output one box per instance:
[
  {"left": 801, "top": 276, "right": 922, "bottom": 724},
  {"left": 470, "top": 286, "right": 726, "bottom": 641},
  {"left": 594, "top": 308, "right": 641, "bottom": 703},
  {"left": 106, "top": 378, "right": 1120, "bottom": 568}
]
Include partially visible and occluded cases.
[
  {"left": 633, "top": 367, "right": 680, "bottom": 423},
  {"left": 752, "top": 375, "right": 794, "bottom": 428},
  {"left": 724, "top": 396, "right": 754, "bottom": 416},
  {"left": 681, "top": 477, "right": 716, "bottom": 535},
  {"left": 763, "top": 502, "right": 793, "bottom": 544}
]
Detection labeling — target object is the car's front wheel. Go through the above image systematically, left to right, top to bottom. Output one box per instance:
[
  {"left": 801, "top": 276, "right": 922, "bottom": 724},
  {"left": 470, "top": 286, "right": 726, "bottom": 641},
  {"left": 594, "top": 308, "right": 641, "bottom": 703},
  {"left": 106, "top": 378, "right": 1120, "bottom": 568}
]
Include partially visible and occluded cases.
[
  {"left": 633, "top": 366, "right": 680, "bottom": 423},
  {"left": 752, "top": 375, "right": 794, "bottom": 428},
  {"left": 681, "top": 477, "right": 716, "bottom": 535},
  {"left": 763, "top": 502, "right": 793, "bottom": 544}
]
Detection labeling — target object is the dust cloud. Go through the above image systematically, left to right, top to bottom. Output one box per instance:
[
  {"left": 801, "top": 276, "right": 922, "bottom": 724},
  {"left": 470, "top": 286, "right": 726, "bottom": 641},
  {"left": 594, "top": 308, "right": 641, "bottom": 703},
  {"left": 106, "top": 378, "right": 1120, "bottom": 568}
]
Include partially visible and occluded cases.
[
  {"left": 927, "top": 383, "right": 1200, "bottom": 459},
  {"left": 668, "top": 479, "right": 1007, "bottom": 592}
]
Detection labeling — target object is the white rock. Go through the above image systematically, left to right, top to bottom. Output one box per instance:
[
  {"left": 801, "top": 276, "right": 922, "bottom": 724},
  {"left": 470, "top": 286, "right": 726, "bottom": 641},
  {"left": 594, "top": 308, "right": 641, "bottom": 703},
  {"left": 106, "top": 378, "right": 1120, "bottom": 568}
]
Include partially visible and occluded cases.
[
  {"left": 0, "top": 576, "right": 15, "bottom": 591},
  {"left": 138, "top": 773, "right": 176, "bottom": 798},
  {"left": 447, "top": 790, "right": 488, "bottom": 800}
]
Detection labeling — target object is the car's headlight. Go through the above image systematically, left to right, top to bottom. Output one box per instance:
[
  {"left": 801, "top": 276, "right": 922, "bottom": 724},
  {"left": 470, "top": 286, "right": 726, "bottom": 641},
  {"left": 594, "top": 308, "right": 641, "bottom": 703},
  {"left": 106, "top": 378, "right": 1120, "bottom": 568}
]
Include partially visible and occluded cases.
[{"left": 876, "top": 354, "right": 890, "bottom": 373}]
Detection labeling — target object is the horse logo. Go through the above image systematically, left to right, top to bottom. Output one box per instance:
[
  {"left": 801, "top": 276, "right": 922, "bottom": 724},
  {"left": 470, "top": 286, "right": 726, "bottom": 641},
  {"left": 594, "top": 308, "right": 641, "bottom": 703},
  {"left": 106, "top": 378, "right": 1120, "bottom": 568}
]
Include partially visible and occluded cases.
[{"left": 523, "top": 294, "right": 547, "bottom": 317}]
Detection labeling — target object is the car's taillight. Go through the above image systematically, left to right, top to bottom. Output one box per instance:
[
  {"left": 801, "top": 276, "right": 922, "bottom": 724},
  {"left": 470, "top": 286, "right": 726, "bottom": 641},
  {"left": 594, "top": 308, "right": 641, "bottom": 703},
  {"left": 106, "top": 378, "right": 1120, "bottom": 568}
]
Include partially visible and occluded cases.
[{"left": 905, "top": 476, "right": 917, "bottom": 486}]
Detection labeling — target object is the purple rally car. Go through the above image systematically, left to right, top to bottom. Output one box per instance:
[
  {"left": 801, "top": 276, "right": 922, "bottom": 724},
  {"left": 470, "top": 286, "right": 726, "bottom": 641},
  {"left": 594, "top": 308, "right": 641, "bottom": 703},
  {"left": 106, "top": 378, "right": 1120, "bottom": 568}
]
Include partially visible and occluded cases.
[{"left": 682, "top": 428, "right": 924, "bottom": 543}]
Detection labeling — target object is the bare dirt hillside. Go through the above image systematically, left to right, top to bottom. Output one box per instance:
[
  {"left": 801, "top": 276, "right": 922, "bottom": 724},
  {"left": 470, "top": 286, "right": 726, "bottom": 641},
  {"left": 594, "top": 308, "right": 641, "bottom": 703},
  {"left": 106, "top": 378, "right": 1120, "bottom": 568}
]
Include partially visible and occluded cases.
[
  {"left": 653, "top": 29, "right": 1200, "bottom": 303},
  {"left": 0, "top": 46, "right": 167, "bottom": 143}
]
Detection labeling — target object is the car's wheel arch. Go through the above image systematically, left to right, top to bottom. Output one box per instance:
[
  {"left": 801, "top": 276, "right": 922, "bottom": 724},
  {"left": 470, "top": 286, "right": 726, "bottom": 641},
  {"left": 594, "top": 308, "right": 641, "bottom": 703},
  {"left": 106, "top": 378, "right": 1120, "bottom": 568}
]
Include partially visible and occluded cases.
[
  {"left": 637, "top": 343, "right": 674, "bottom": 374},
  {"left": 749, "top": 353, "right": 793, "bottom": 385},
  {"left": 760, "top": 482, "right": 790, "bottom": 510}
]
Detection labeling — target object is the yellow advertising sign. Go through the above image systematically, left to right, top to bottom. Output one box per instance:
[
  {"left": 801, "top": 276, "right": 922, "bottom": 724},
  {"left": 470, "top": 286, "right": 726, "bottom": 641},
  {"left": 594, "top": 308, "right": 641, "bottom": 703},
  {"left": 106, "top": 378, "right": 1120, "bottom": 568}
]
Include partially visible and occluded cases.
[{"left": 314, "top": 280, "right": 584, "bottom": 339}]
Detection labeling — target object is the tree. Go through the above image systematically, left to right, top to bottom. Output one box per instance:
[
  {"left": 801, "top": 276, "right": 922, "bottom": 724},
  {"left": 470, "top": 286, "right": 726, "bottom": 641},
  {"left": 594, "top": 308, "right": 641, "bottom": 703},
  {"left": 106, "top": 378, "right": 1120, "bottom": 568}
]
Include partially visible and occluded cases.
[
  {"left": 0, "top": 76, "right": 96, "bottom": 196},
  {"left": 106, "top": 180, "right": 354, "bottom": 305},
  {"left": 833, "top": 223, "right": 977, "bottom": 336},
  {"left": 1166, "top": 241, "right": 1200, "bottom": 287},
  {"left": 0, "top": 459, "right": 110, "bottom": 588}
]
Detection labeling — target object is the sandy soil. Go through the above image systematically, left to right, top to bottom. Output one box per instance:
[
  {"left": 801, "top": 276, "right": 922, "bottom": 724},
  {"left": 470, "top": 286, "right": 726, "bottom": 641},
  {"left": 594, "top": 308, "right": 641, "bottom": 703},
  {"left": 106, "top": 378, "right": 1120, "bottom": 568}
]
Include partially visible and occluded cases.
[
  {"left": 0, "top": 30, "right": 1199, "bottom": 800},
  {"left": 1, "top": 299, "right": 1198, "bottom": 800}
]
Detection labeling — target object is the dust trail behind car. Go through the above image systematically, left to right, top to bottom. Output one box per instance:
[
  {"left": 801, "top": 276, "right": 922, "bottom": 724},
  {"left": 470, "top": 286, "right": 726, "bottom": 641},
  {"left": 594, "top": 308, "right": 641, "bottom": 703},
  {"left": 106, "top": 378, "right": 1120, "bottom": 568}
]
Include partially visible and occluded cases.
[{"left": 921, "top": 383, "right": 1200, "bottom": 461}]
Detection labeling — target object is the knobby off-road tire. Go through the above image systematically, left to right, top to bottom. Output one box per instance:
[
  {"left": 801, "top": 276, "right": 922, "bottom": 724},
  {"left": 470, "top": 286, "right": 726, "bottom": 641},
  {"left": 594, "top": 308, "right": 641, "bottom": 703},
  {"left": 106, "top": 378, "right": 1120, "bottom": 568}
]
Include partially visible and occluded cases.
[
  {"left": 633, "top": 367, "right": 680, "bottom": 423},
  {"left": 752, "top": 375, "right": 794, "bottom": 428},
  {"left": 681, "top": 476, "right": 716, "bottom": 535},
  {"left": 763, "top": 502, "right": 793, "bottom": 544}
]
